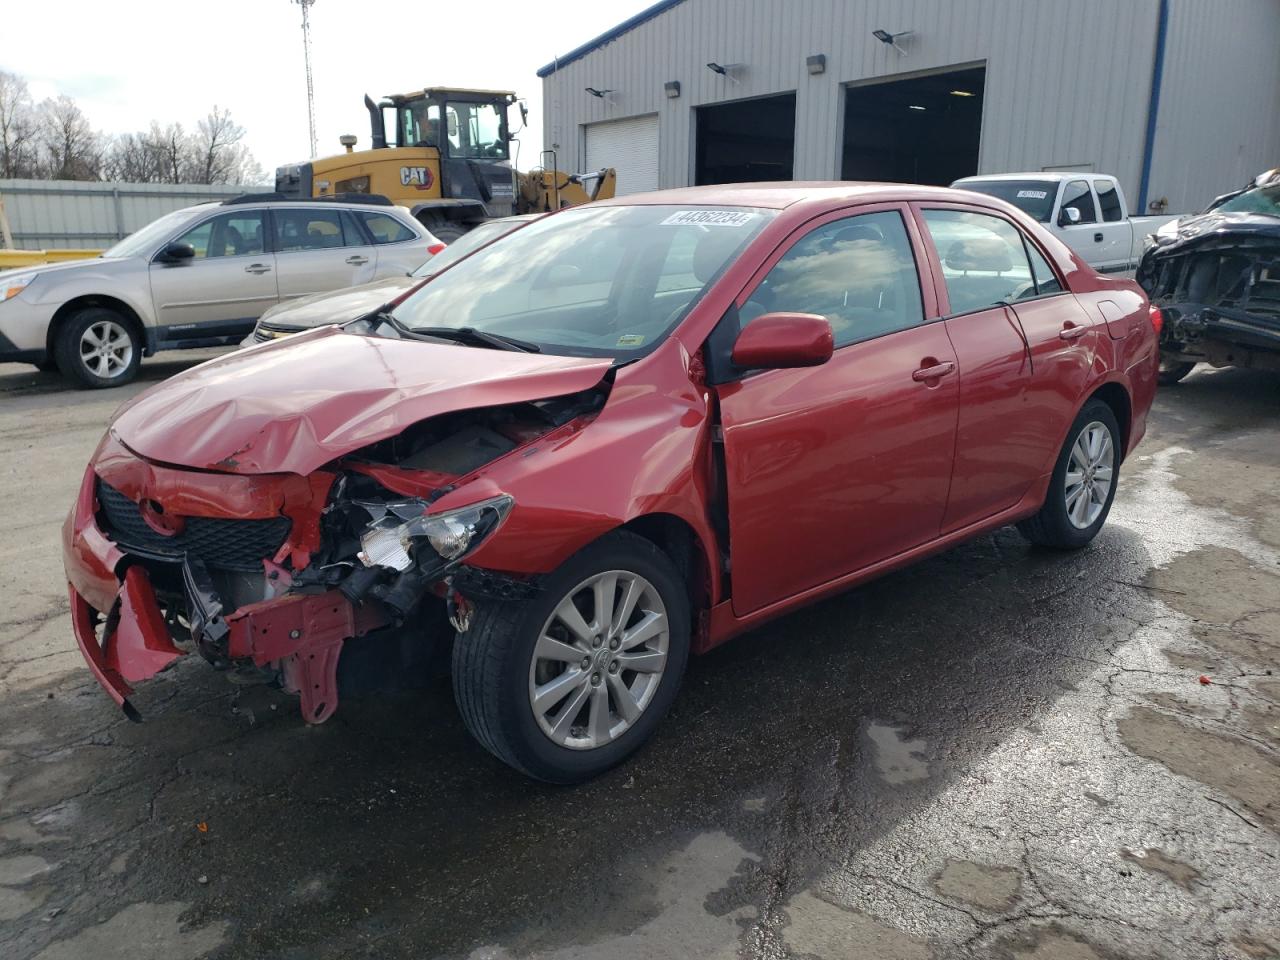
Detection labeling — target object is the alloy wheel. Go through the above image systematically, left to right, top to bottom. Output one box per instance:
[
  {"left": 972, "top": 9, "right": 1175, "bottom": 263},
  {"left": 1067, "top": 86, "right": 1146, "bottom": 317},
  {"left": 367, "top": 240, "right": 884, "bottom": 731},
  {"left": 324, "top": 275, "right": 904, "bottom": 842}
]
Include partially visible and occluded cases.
[
  {"left": 79, "top": 319, "right": 134, "bottom": 379},
  {"left": 1064, "top": 420, "right": 1114, "bottom": 529},
  {"left": 528, "top": 570, "right": 669, "bottom": 750}
]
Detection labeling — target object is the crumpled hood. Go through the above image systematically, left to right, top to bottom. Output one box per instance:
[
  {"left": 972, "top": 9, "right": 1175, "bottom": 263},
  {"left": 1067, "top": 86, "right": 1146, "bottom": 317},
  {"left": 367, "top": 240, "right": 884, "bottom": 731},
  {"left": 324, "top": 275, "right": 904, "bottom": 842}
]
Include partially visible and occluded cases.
[
  {"left": 1150, "top": 211, "right": 1280, "bottom": 255},
  {"left": 260, "top": 276, "right": 420, "bottom": 330},
  {"left": 110, "top": 326, "right": 613, "bottom": 475}
]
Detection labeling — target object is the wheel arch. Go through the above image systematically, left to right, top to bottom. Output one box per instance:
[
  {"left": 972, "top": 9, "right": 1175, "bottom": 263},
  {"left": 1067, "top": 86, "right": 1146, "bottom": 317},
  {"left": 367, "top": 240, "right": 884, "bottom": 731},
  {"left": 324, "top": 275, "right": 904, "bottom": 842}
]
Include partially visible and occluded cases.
[
  {"left": 47, "top": 295, "right": 150, "bottom": 358},
  {"left": 1084, "top": 380, "right": 1133, "bottom": 459},
  {"left": 618, "top": 512, "right": 715, "bottom": 620}
]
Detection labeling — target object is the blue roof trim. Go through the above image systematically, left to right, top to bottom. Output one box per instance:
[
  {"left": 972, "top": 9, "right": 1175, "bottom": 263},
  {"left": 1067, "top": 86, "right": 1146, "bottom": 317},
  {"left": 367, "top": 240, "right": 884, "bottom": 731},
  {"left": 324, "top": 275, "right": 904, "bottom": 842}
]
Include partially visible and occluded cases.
[{"left": 536, "top": 0, "right": 687, "bottom": 78}]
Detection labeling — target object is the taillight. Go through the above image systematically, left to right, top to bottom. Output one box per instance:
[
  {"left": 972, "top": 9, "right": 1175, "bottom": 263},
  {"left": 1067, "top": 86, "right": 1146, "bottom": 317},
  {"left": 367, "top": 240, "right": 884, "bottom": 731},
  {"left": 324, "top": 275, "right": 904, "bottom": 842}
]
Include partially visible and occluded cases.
[
  {"left": 427, "top": 242, "right": 447, "bottom": 255},
  {"left": 1148, "top": 304, "right": 1163, "bottom": 335}
]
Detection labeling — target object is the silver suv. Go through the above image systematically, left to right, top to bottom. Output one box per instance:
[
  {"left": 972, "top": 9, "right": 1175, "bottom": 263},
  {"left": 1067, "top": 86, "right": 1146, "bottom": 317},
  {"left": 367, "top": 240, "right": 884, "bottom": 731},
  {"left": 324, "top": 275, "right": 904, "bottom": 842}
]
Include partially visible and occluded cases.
[{"left": 0, "top": 195, "right": 441, "bottom": 388}]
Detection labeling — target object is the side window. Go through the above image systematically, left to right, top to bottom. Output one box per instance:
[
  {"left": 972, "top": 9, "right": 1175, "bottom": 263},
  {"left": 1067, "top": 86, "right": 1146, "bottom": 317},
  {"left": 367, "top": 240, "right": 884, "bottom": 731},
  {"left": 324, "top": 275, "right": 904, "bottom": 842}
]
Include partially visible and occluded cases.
[
  {"left": 1060, "top": 180, "right": 1098, "bottom": 225},
  {"left": 1094, "top": 180, "right": 1123, "bottom": 222},
  {"left": 273, "top": 209, "right": 350, "bottom": 252},
  {"left": 923, "top": 209, "right": 1039, "bottom": 313},
  {"left": 742, "top": 210, "right": 924, "bottom": 348},
  {"left": 359, "top": 211, "right": 416, "bottom": 245},
  {"left": 173, "top": 212, "right": 266, "bottom": 259},
  {"left": 1024, "top": 240, "right": 1064, "bottom": 295}
]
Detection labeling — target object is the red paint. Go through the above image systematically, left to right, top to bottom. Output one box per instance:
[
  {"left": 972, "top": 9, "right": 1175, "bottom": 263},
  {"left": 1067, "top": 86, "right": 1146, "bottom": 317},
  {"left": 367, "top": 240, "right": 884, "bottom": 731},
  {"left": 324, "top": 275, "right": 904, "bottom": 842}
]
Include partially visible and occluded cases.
[
  {"left": 64, "top": 181, "right": 1157, "bottom": 719},
  {"left": 106, "top": 567, "right": 183, "bottom": 682}
]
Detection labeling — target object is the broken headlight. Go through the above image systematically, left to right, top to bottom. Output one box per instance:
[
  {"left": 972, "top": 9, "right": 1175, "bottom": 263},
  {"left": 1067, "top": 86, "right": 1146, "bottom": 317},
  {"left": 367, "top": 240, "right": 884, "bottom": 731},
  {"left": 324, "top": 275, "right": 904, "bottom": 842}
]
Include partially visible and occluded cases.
[{"left": 357, "top": 495, "right": 514, "bottom": 571}]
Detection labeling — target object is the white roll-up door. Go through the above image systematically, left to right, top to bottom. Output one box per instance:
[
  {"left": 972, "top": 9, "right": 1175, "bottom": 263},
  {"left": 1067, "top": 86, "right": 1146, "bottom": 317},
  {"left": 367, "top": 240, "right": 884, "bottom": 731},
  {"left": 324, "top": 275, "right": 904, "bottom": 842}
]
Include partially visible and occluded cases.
[{"left": 584, "top": 115, "right": 659, "bottom": 196}]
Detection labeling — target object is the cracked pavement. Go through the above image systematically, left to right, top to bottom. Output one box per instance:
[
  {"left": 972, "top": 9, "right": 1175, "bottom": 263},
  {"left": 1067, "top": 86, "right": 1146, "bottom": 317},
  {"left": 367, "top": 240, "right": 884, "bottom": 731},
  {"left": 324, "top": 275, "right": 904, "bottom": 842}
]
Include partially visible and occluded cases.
[{"left": 1, "top": 355, "right": 1278, "bottom": 959}]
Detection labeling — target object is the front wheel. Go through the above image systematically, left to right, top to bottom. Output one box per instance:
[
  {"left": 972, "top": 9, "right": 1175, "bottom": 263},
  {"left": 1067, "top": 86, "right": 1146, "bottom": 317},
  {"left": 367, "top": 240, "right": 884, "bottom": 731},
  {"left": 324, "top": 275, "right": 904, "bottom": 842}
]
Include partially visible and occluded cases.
[
  {"left": 54, "top": 307, "right": 141, "bottom": 389},
  {"left": 1017, "top": 399, "right": 1121, "bottom": 549},
  {"left": 452, "top": 531, "right": 690, "bottom": 783}
]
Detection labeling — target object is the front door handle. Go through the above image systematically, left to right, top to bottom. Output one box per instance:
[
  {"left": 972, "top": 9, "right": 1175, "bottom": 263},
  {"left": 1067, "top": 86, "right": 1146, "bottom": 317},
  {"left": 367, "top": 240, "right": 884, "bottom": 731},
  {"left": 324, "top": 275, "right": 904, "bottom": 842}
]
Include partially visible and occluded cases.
[
  {"left": 1093, "top": 232, "right": 1104, "bottom": 242},
  {"left": 345, "top": 255, "right": 369, "bottom": 266},
  {"left": 244, "top": 263, "right": 271, "bottom": 274},
  {"left": 1059, "top": 322, "right": 1089, "bottom": 341},
  {"left": 912, "top": 360, "right": 956, "bottom": 382}
]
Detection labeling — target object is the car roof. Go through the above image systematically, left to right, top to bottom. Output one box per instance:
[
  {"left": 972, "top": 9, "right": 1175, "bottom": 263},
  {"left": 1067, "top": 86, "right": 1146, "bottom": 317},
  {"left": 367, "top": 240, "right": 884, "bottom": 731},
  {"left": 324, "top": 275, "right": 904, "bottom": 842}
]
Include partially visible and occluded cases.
[
  {"left": 954, "top": 172, "right": 1113, "bottom": 184},
  {"left": 591, "top": 181, "right": 1003, "bottom": 210}
]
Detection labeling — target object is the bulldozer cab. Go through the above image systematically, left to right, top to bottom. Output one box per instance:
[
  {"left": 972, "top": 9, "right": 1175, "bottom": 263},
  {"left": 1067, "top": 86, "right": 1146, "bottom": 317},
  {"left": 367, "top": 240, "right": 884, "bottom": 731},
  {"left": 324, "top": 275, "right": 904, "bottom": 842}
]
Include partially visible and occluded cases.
[{"left": 374, "top": 88, "right": 515, "bottom": 161}]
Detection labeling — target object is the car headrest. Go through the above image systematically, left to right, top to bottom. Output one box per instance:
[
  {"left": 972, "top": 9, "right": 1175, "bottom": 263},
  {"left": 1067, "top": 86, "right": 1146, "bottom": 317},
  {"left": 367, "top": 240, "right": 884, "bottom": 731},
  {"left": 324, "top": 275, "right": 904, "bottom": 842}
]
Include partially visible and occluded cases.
[
  {"left": 830, "top": 224, "right": 885, "bottom": 245},
  {"left": 946, "top": 237, "right": 1013, "bottom": 273}
]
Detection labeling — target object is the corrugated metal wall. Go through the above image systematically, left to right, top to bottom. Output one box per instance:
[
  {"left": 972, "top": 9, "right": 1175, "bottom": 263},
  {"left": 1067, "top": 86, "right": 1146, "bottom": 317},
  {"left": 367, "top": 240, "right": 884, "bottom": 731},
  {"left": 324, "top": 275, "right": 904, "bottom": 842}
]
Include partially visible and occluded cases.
[
  {"left": 541, "top": 0, "right": 1280, "bottom": 212},
  {"left": 1149, "top": 0, "right": 1280, "bottom": 212},
  {"left": 0, "top": 180, "right": 270, "bottom": 250}
]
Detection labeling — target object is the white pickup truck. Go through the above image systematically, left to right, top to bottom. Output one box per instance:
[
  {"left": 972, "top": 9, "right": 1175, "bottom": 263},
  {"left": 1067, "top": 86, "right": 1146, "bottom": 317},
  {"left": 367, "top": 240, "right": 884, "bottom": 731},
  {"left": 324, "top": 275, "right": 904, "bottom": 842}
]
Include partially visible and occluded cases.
[{"left": 951, "top": 173, "right": 1178, "bottom": 274}]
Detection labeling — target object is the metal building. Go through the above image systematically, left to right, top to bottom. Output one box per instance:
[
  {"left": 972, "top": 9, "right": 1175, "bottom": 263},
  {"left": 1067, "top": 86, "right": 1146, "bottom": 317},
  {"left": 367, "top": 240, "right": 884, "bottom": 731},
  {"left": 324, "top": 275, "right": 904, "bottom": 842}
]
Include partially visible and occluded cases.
[{"left": 538, "top": 0, "right": 1280, "bottom": 213}]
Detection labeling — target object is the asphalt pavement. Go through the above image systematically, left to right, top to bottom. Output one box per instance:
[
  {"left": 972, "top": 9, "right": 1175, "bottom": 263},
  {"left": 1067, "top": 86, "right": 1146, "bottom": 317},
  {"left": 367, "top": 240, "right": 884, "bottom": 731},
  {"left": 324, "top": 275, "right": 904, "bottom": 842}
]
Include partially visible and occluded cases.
[{"left": 1, "top": 352, "right": 1277, "bottom": 959}]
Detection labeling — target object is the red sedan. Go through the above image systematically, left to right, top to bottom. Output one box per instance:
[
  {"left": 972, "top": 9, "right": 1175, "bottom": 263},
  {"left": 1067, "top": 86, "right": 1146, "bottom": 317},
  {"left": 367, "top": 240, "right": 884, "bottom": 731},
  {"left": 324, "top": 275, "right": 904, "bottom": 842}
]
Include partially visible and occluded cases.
[{"left": 63, "top": 183, "right": 1159, "bottom": 782}]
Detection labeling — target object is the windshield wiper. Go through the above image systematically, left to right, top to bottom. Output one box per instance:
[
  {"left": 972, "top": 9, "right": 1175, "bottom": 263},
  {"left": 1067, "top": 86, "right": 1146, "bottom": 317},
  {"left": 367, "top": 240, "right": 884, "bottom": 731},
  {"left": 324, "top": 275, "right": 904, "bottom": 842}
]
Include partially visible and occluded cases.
[{"left": 412, "top": 326, "right": 542, "bottom": 353}]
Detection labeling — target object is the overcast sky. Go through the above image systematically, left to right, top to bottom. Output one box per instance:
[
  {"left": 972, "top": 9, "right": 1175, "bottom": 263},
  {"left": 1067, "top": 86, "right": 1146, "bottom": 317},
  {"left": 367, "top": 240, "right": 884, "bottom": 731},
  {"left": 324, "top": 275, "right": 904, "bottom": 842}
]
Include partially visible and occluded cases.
[{"left": 3, "top": 0, "right": 653, "bottom": 178}]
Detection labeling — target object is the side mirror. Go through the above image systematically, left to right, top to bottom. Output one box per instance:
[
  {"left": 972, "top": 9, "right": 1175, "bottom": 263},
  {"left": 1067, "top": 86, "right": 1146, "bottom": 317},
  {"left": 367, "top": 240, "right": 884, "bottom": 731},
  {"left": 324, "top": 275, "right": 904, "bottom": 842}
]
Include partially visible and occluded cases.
[
  {"left": 1059, "top": 207, "right": 1082, "bottom": 226},
  {"left": 157, "top": 241, "right": 195, "bottom": 263},
  {"left": 731, "top": 313, "right": 833, "bottom": 370}
]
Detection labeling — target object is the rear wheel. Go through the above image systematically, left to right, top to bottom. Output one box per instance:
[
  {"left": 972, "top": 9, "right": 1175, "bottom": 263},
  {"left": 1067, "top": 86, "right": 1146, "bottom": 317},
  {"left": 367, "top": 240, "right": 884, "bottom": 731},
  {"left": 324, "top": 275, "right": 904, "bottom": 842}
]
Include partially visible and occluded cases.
[
  {"left": 54, "top": 307, "right": 141, "bottom": 389},
  {"left": 1157, "top": 355, "right": 1196, "bottom": 385},
  {"left": 1017, "top": 399, "right": 1121, "bottom": 549},
  {"left": 452, "top": 531, "right": 690, "bottom": 783}
]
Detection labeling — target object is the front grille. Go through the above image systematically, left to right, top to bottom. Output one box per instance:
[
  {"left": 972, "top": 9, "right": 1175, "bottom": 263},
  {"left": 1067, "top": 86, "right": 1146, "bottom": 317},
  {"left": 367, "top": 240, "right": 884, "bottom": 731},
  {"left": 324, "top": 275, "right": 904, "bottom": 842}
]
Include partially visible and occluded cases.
[{"left": 97, "top": 481, "right": 291, "bottom": 573}]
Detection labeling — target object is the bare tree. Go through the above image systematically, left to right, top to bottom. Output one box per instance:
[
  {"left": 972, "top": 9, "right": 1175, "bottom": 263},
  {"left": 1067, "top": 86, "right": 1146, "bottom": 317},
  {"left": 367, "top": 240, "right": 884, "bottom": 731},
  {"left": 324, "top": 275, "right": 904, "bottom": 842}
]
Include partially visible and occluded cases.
[
  {"left": 0, "top": 70, "right": 39, "bottom": 178},
  {"left": 39, "top": 95, "right": 101, "bottom": 180},
  {"left": 192, "top": 107, "right": 261, "bottom": 184}
]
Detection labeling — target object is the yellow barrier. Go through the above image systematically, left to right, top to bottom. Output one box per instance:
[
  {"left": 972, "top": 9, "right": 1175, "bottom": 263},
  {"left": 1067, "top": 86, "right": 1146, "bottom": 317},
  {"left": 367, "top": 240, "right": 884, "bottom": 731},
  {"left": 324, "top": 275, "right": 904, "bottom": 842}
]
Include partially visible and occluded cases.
[{"left": 0, "top": 249, "right": 101, "bottom": 269}]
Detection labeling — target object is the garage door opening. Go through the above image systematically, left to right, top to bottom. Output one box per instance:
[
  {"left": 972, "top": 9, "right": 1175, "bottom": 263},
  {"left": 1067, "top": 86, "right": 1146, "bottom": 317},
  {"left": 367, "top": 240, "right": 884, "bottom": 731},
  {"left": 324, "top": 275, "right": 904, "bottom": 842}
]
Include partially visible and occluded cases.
[
  {"left": 841, "top": 65, "right": 985, "bottom": 186},
  {"left": 695, "top": 93, "right": 796, "bottom": 185}
]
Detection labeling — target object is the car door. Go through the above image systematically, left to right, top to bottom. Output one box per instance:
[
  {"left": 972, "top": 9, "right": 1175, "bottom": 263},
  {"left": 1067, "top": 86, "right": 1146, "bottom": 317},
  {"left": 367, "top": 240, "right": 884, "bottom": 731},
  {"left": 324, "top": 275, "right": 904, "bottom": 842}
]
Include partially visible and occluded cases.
[
  {"left": 1056, "top": 179, "right": 1111, "bottom": 270},
  {"left": 1091, "top": 179, "right": 1133, "bottom": 270},
  {"left": 917, "top": 204, "right": 1096, "bottom": 532},
  {"left": 713, "top": 205, "right": 959, "bottom": 617},
  {"left": 271, "top": 207, "right": 378, "bottom": 301},
  {"left": 148, "top": 209, "right": 278, "bottom": 340}
]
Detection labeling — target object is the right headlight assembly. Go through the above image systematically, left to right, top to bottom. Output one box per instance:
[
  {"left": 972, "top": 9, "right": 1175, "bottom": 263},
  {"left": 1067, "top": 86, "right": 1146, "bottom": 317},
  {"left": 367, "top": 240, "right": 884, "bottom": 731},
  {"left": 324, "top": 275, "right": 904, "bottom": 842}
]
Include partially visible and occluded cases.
[
  {"left": 2, "top": 272, "right": 37, "bottom": 302},
  {"left": 358, "top": 495, "right": 514, "bottom": 572}
]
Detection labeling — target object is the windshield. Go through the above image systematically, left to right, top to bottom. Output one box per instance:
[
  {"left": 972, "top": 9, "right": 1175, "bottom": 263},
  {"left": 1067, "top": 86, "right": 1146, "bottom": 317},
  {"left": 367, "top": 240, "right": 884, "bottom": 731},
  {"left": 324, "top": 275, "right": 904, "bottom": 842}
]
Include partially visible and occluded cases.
[
  {"left": 446, "top": 100, "right": 508, "bottom": 159},
  {"left": 955, "top": 180, "right": 1057, "bottom": 222},
  {"left": 1215, "top": 183, "right": 1280, "bottom": 217},
  {"left": 390, "top": 205, "right": 774, "bottom": 358},
  {"left": 102, "top": 207, "right": 202, "bottom": 259},
  {"left": 411, "top": 218, "right": 531, "bottom": 278}
]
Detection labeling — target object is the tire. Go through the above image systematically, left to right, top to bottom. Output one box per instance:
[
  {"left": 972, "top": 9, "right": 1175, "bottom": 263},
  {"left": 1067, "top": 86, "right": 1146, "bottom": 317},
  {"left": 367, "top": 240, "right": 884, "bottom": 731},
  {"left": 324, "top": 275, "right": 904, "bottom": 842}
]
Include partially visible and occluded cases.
[
  {"left": 423, "top": 218, "right": 470, "bottom": 245},
  {"left": 54, "top": 307, "right": 141, "bottom": 389},
  {"left": 1157, "top": 355, "right": 1196, "bottom": 386},
  {"left": 1017, "top": 399, "right": 1121, "bottom": 550},
  {"left": 452, "top": 530, "right": 691, "bottom": 783}
]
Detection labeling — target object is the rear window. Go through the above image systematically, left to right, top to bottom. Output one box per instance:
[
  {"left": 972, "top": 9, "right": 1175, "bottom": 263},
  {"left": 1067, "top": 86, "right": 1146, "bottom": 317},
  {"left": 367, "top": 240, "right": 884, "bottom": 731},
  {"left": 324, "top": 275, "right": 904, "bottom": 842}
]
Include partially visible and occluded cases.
[{"left": 954, "top": 180, "right": 1056, "bottom": 222}]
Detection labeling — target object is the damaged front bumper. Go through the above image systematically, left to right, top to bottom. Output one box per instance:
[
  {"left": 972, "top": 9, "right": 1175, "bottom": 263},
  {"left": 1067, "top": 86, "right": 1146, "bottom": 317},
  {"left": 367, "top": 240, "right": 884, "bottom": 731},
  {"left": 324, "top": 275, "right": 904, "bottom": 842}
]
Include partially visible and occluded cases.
[{"left": 1138, "top": 214, "right": 1280, "bottom": 371}]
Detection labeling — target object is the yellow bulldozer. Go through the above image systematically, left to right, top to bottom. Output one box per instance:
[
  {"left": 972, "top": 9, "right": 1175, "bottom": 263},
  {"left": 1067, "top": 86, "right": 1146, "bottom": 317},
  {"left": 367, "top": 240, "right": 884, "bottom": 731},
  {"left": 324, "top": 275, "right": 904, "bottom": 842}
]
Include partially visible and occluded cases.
[{"left": 274, "top": 88, "right": 616, "bottom": 242}]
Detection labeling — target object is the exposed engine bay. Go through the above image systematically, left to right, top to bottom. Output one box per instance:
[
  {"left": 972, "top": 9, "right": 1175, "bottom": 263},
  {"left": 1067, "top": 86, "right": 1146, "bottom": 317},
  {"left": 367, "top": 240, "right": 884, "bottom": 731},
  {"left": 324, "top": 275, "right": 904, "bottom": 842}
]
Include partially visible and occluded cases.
[
  {"left": 1138, "top": 175, "right": 1280, "bottom": 375},
  {"left": 82, "top": 383, "right": 608, "bottom": 723}
]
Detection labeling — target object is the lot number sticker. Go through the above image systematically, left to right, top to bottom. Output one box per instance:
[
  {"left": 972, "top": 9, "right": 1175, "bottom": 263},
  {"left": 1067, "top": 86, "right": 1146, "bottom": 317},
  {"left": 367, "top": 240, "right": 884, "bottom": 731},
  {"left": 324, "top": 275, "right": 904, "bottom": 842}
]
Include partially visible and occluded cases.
[
  {"left": 1016, "top": 190, "right": 1049, "bottom": 199},
  {"left": 661, "top": 210, "right": 756, "bottom": 227}
]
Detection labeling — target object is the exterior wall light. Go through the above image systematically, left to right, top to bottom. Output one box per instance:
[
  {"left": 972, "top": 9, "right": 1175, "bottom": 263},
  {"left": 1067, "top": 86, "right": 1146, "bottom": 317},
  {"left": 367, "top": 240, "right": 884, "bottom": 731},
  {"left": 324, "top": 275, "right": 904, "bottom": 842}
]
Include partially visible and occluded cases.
[
  {"left": 806, "top": 54, "right": 826, "bottom": 75},
  {"left": 665, "top": 81, "right": 681, "bottom": 98}
]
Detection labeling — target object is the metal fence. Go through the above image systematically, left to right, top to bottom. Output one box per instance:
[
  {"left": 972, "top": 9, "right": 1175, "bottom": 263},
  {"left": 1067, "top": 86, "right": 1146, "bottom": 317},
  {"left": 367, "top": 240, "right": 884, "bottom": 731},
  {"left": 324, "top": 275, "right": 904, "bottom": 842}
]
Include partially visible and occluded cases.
[{"left": 0, "top": 179, "right": 271, "bottom": 251}]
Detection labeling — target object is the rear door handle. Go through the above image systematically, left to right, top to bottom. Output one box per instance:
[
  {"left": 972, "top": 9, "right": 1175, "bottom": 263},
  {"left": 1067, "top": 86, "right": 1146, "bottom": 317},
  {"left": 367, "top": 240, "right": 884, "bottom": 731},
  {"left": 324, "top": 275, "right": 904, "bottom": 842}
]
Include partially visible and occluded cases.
[
  {"left": 1093, "top": 232, "right": 1104, "bottom": 242},
  {"left": 345, "top": 255, "right": 369, "bottom": 265},
  {"left": 244, "top": 263, "right": 271, "bottom": 274},
  {"left": 1059, "top": 323, "right": 1089, "bottom": 341},
  {"left": 912, "top": 360, "right": 956, "bottom": 382}
]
